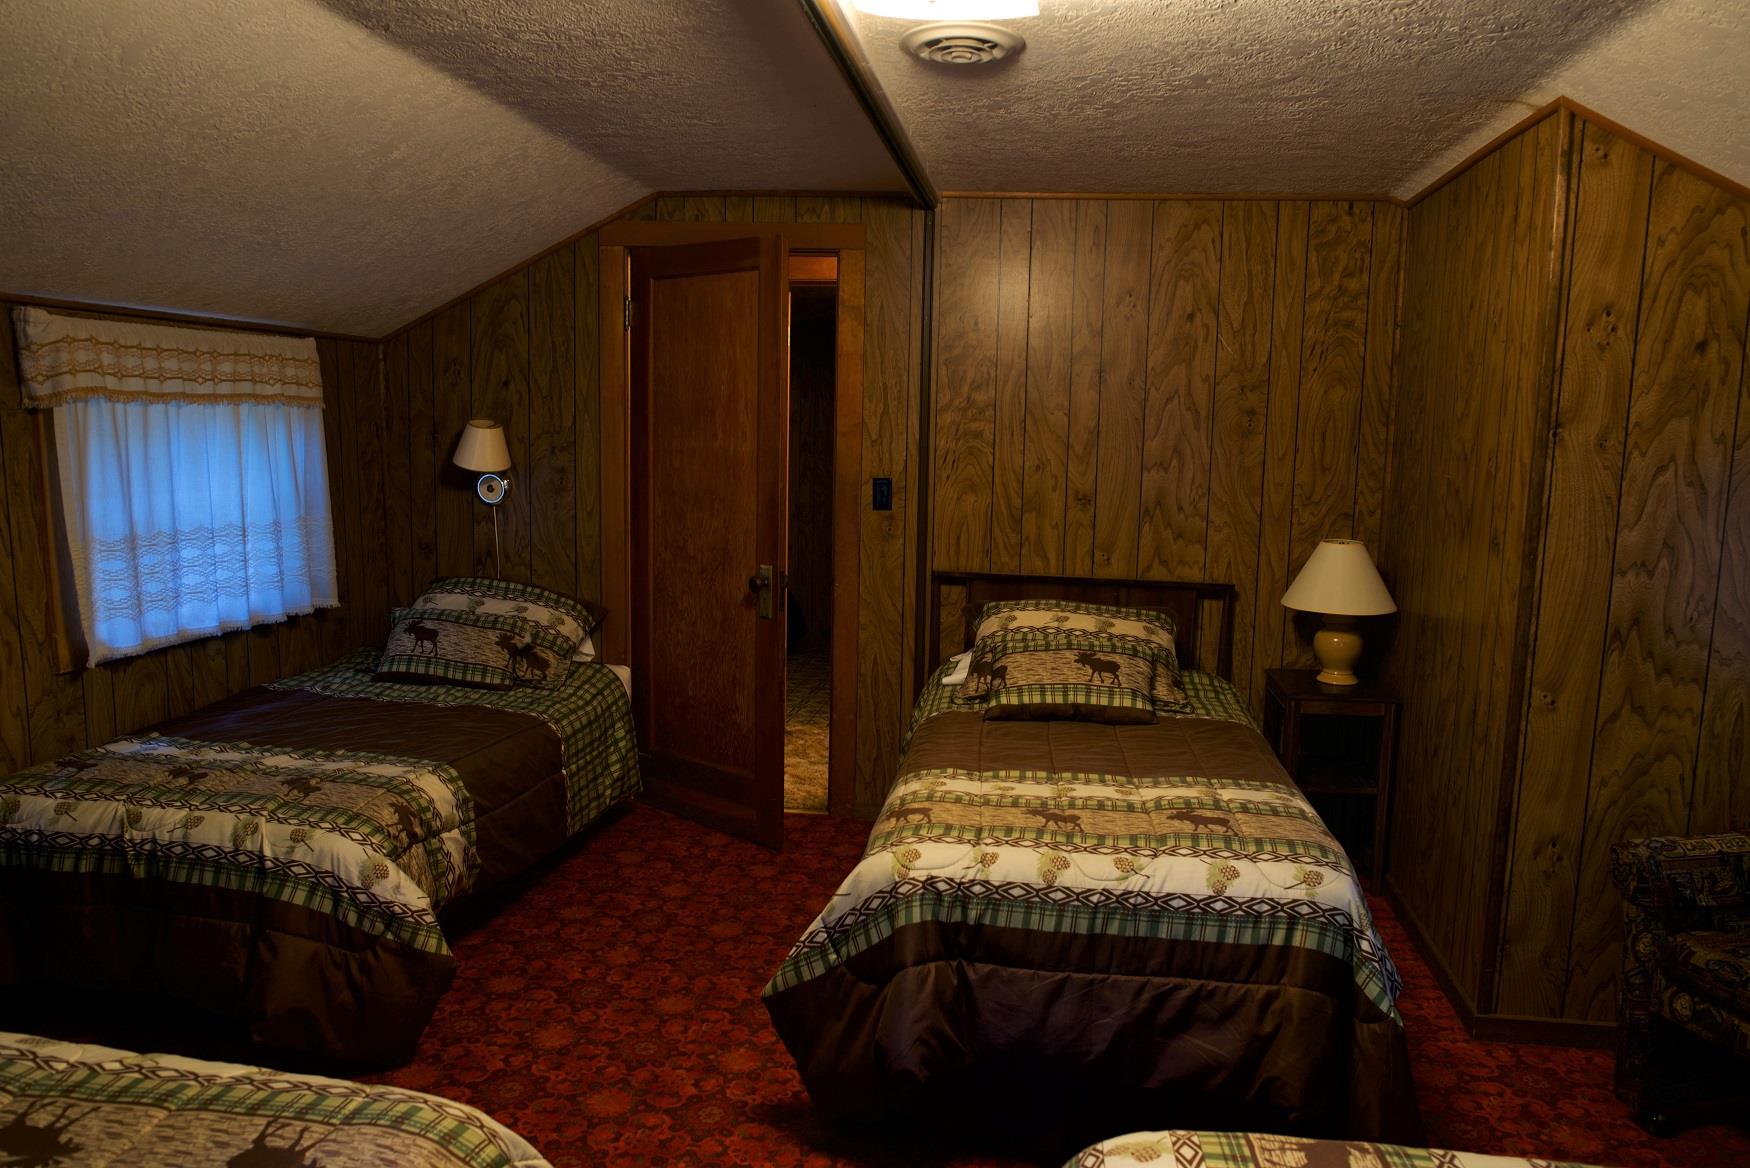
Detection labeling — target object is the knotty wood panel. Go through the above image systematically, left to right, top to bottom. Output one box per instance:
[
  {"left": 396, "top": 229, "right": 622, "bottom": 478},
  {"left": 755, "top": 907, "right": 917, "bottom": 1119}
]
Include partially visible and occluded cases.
[
  {"left": 1382, "top": 116, "right": 1566, "bottom": 1005},
  {"left": 1498, "top": 123, "right": 1654, "bottom": 1017},
  {"left": 1561, "top": 160, "right": 1750, "bottom": 1022},
  {"left": 931, "top": 197, "right": 1402, "bottom": 716},
  {"left": 931, "top": 199, "right": 1001, "bottom": 571},
  {"left": 1020, "top": 199, "right": 1076, "bottom": 576},
  {"left": 988, "top": 200, "right": 1032, "bottom": 574},
  {"left": 1091, "top": 201, "right": 1153, "bottom": 579},
  {"left": 1137, "top": 201, "right": 1220, "bottom": 580},
  {"left": 529, "top": 248, "right": 578, "bottom": 595},
  {"left": 469, "top": 273, "right": 531, "bottom": 581},
  {"left": 0, "top": 308, "right": 390, "bottom": 768},
  {"left": 382, "top": 334, "right": 415, "bottom": 608}
]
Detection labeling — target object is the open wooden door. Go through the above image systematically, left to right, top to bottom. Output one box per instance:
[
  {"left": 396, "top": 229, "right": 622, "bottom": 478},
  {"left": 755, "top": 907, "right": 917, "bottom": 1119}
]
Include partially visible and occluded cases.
[{"left": 628, "top": 237, "right": 788, "bottom": 848}]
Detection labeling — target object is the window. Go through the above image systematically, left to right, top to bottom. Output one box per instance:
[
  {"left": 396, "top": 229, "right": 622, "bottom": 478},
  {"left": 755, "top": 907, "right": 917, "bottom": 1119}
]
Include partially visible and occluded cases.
[{"left": 12, "top": 307, "right": 338, "bottom": 665}]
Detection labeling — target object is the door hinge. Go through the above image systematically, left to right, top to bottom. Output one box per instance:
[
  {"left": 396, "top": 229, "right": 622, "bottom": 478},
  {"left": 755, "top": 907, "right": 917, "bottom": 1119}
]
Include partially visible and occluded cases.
[{"left": 623, "top": 296, "right": 634, "bottom": 330}]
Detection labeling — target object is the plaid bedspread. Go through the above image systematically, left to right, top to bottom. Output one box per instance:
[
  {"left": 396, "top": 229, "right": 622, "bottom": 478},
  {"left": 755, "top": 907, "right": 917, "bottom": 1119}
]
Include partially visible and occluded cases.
[
  {"left": 276, "top": 649, "right": 640, "bottom": 835},
  {"left": 765, "top": 663, "right": 1416, "bottom": 1139},
  {"left": 0, "top": 1032, "right": 548, "bottom": 1167},
  {"left": 1068, "top": 1130, "right": 1600, "bottom": 1168}
]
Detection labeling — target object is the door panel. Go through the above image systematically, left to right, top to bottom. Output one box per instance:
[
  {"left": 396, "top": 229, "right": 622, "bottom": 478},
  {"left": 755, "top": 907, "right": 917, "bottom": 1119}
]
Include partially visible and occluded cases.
[{"left": 630, "top": 237, "right": 787, "bottom": 848}]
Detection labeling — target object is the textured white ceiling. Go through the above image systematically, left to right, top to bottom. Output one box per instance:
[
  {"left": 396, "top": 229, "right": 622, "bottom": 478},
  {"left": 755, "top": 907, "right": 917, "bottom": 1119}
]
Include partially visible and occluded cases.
[
  {"left": 0, "top": 0, "right": 905, "bottom": 337},
  {"left": 848, "top": 0, "right": 1668, "bottom": 195},
  {"left": 1400, "top": 0, "right": 1750, "bottom": 199}
]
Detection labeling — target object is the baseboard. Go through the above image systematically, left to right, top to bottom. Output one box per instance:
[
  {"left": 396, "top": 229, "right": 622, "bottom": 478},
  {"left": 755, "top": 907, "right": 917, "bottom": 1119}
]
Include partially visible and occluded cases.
[{"left": 1384, "top": 877, "right": 1616, "bottom": 1049}]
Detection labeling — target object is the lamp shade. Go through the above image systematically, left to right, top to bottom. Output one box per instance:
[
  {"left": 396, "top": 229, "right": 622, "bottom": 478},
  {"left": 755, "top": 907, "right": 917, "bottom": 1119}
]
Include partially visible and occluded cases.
[
  {"left": 454, "top": 419, "right": 511, "bottom": 473},
  {"left": 1281, "top": 538, "right": 1396, "bottom": 616}
]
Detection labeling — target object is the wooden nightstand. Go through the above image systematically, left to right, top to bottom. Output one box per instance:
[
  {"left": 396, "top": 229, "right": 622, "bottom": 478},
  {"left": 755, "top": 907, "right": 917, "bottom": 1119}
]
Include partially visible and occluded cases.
[{"left": 1262, "top": 668, "right": 1400, "bottom": 881}]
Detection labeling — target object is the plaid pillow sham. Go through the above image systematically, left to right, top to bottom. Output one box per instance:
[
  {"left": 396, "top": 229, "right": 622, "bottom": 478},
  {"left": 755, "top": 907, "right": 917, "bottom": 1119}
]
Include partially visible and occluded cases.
[
  {"left": 413, "top": 577, "right": 605, "bottom": 678},
  {"left": 964, "top": 599, "right": 1192, "bottom": 716},
  {"left": 375, "top": 607, "right": 530, "bottom": 690},
  {"left": 975, "top": 630, "right": 1161, "bottom": 725}
]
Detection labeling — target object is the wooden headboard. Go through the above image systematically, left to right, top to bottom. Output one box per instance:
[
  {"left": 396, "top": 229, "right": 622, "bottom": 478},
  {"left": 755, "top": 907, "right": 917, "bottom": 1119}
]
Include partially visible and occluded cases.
[{"left": 928, "top": 571, "right": 1238, "bottom": 680}]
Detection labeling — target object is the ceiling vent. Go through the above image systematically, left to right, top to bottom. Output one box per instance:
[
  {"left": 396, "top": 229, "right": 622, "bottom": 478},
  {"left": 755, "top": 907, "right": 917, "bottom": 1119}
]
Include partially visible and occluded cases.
[{"left": 900, "top": 22, "right": 1025, "bottom": 64}]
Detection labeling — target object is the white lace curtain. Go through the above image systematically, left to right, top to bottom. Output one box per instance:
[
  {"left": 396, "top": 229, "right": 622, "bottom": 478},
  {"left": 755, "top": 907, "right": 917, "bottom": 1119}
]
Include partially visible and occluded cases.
[{"left": 12, "top": 306, "right": 338, "bottom": 665}]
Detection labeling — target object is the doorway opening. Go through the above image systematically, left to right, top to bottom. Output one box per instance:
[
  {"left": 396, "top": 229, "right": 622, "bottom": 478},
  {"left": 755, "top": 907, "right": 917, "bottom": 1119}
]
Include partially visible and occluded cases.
[{"left": 784, "top": 255, "right": 837, "bottom": 814}]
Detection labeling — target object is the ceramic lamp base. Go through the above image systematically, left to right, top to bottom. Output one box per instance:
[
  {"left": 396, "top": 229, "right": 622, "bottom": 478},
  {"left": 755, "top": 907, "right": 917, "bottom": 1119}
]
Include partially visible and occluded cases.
[{"left": 1312, "top": 617, "right": 1363, "bottom": 686}]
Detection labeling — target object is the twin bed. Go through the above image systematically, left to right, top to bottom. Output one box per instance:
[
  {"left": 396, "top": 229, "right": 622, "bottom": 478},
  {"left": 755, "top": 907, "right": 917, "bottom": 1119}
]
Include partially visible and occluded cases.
[
  {"left": 765, "top": 572, "right": 1421, "bottom": 1147},
  {"left": 0, "top": 577, "right": 641, "bottom": 1066}
]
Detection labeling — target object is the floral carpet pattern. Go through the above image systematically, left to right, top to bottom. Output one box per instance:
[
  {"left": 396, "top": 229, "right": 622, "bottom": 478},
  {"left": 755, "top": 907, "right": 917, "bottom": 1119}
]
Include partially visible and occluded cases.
[{"left": 348, "top": 805, "right": 1750, "bottom": 1168}]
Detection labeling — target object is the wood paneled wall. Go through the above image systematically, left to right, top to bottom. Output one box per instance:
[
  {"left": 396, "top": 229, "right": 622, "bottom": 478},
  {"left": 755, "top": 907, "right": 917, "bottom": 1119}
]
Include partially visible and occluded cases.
[
  {"left": 1384, "top": 108, "right": 1750, "bottom": 1033},
  {"left": 1381, "top": 114, "right": 1570, "bottom": 1008},
  {"left": 1499, "top": 121, "right": 1750, "bottom": 1023},
  {"left": 380, "top": 195, "right": 926, "bottom": 818},
  {"left": 928, "top": 197, "right": 1406, "bottom": 712},
  {"left": 0, "top": 304, "right": 390, "bottom": 773}
]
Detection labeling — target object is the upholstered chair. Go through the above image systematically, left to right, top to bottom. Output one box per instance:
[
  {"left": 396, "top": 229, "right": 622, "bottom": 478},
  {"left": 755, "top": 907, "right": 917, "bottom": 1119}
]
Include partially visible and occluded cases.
[{"left": 1611, "top": 831, "right": 1750, "bottom": 1132}]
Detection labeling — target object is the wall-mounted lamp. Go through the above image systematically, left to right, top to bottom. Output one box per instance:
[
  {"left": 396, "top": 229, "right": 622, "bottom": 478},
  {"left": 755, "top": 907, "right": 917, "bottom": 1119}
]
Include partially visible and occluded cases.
[{"left": 454, "top": 418, "right": 512, "bottom": 575}]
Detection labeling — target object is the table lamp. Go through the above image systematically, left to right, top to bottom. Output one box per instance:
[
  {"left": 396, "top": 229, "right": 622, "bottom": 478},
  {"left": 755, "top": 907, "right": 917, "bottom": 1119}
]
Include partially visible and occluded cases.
[{"left": 1280, "top": 538, "right": 1396, "bottom": 686}]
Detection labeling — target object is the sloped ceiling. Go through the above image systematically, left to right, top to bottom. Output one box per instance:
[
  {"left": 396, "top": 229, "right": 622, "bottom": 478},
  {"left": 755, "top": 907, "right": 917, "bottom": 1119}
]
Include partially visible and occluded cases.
[
  {"left": 0, "top": 0, "right": 905, "bottom": 338},
  {"left": 845, "top": 0, "right": 1745, "bottom": 199}
]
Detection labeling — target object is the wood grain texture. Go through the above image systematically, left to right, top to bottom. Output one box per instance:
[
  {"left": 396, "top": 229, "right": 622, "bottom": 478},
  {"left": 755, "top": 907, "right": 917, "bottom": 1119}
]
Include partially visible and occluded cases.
[
  {"left": 1383, "top": 120, "right": 1566, "bottom": 1008},
  {"left": 1498, "top": 122, "right": 1653, "bottom": 1018},
  {"left": 1563, "top": 160, "right": 1750, "bottom": 1021},
  {"left": 931, "top": 199, "right": 1001, "bottom": 571},
  {"left": 1020, "top": 199, "right": 1076, "bottom": 576},
  {"left": 988, "top": 200, "right": 1032, "bottom": 574},
  {"left": 1091, "top": 200, "right": 1153, "bottom": 579},
  {"left": 1063, "top": 201, "right": 1108, "bottom": 575},
  {"left": 1137, "top": 201, "right": 1221, "bottom": 580},
  {"left": 1251, "top": 201, "right": 1309, "bottom": 710},
  {"left": 1284, "top": 201, "right": 1373, "bottom": 666},
  {"left": 1205, "top": 202, "right": 1277, "bottom": 704},
  {"left": 1354, "top": 204, "right": 1406, "bottom": 551},
  {"left": 574, "top": 237, "right": 603, "bottom": 603},
  {"left": 529, "top": 247, "right": 578, "bottom": 595},
  {"left": 469, "top": 272, "right": 531, "bottom": 580},
  {"left": 432, "top": 303, "right": 474, "bottom": 578},
  {"left": 0, "top": 317, "right": 27, "bottom": 771},
  {"left": 406, "top": 320, "right": 438, "bottom": 593},
  {"left": 382, "top": 334, "right": 414, "bottom": 607},
  {"left": 1692, "top": 348, "right": 1750, "bottom": 833}
]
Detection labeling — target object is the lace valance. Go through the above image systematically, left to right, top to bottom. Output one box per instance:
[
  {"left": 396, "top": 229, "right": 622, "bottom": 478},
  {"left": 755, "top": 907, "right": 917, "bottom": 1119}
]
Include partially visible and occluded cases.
[{"left": 11, "top": 305, "right": 324, "bottom": 409}]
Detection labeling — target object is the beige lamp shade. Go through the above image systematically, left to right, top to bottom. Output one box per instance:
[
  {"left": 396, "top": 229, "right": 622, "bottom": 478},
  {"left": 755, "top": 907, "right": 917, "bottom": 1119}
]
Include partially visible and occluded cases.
[
  {"left": 454, "top": 419, "right": 511, "bottom": 473},
  {"left": 1281, "top": 538, "right": 1396, "bottom": 616}
]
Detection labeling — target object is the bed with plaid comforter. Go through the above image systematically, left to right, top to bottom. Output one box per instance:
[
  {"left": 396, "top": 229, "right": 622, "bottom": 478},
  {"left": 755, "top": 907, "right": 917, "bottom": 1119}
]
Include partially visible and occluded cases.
[
  {"left": 0, "top": 651, "right": 638, "bottom": 1063},
  {"left": 764, "top": 664, "right": 1418, "bottom": 1145},
  {"left": 0, "top": 1031, "right": 549, "bottom": 1167}
]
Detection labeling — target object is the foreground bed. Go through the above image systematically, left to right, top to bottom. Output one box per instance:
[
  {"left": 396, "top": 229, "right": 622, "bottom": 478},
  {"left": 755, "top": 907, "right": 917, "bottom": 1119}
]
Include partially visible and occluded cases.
[
  {"left": 764, "top": 573, "right": 1418, "bottom": 1144},
  {"left": 0, "top": 582, "right": 639, "bottom": 1064},
  {"left": 0, "top": 1031, "right": 548, "bottom": 1167},
  {"left": 1067, "top": 1130, "right": 1602, "bottom": 1168}
]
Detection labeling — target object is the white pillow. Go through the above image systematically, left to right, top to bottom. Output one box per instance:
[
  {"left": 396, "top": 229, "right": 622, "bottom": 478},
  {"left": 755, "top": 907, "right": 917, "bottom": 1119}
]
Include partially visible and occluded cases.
[
  {"left": 571, "top": 631, "right": 597, "bottom": 664},
  {"left": 941, "top": 650, "right": 972, "bottom": 686}
]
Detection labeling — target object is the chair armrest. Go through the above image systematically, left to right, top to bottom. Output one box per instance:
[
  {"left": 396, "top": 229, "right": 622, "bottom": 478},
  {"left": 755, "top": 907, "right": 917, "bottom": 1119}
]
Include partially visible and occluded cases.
[{"left": 1611, "top": 832, "right": 1750, "bottom": 912}]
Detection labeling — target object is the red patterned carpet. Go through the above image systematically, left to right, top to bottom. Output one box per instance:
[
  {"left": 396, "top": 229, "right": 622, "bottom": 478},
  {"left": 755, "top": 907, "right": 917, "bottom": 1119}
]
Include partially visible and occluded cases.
[{"left": 350, "top": 804, "right": 1748, "bottom": 1168}]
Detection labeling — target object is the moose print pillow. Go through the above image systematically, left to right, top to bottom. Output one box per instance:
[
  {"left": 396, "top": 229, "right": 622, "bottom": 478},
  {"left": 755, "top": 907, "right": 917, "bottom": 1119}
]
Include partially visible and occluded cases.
[
  {"left": 412, "top": 576, "right": 606, "bottom": 682},
  {"left": 961, "top": 599, "right": 1193, "bottom": 717},
  {"left": 374, "top": 607, "right": 533, "bottom": 690},
  {"left": 967, "top": 628, "right": 1162, "bottom": 725}
]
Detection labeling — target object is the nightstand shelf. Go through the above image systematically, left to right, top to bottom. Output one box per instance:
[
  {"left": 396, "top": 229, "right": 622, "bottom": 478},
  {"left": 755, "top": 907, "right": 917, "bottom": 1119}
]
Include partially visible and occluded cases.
[{"left": 1261, "top": 668, "right": 1400, "bottom": 881}]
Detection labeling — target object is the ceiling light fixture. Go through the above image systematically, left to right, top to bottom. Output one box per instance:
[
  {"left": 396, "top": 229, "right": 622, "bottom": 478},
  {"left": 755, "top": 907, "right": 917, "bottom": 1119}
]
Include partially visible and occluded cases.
[
  {"left": 853, "top": 0, "right": 1038, "bottom": 19},
  {"left": 900, "top": 21, "right": 1026, "bottom": 64}
]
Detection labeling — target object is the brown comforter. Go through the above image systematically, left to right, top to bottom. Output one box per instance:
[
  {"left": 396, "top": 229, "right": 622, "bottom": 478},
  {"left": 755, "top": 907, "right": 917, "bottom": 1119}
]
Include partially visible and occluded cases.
[
  {"left": 0, "top": 653, "right": 638, "bottom": 1064},
  {"left": 764, "top": 671, "right": 1419, "bottom": 1147}
]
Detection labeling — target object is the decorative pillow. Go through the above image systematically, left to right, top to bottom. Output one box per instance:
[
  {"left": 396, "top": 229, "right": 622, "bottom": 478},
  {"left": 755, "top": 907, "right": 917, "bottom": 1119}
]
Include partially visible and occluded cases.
[
  {"left": 412, "top": 577, "right": 605, "bottom": 679},
  {"left": 964, "top": 599, "right": 1192, "bottom": 714},
  {"left": 375, "top": 607, "right": 530, "bottom": 690},
  {"left": 971, "top": 629, "right": 1159, "bottom": 724}
]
